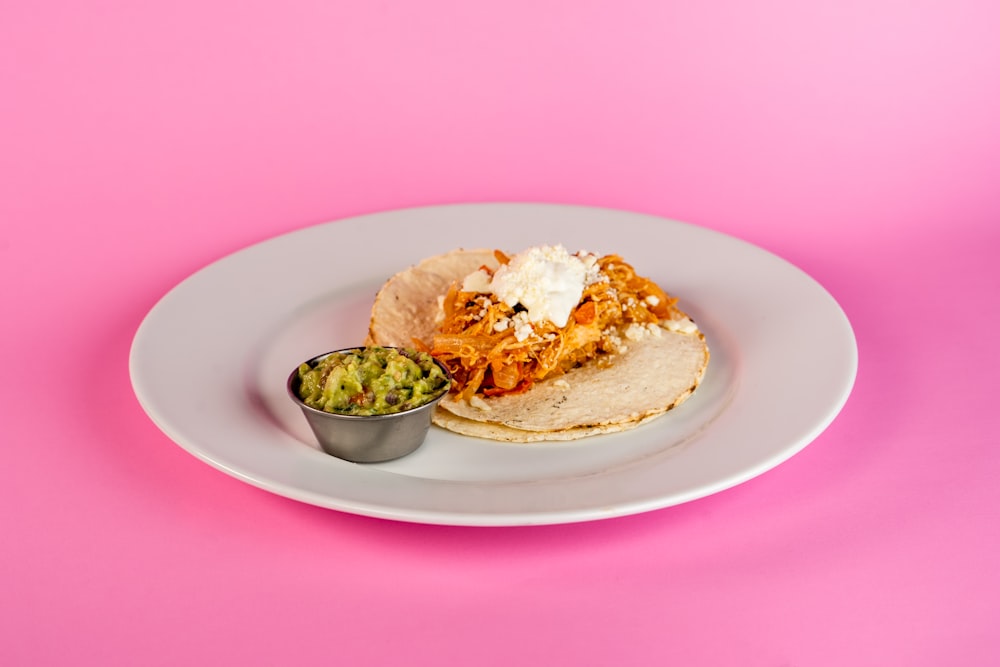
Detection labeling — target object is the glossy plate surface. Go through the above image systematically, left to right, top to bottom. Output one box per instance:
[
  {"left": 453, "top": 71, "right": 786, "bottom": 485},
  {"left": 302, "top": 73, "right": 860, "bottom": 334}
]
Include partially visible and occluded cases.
[{"left": 129, "top": 204, "right": 857, "bottom": 525}]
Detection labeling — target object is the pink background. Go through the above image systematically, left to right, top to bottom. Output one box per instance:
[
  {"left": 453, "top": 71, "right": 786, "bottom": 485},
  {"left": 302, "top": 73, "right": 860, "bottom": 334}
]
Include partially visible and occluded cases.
[{"left": 3, "top": 1, "right": 999, "bottom": 665}]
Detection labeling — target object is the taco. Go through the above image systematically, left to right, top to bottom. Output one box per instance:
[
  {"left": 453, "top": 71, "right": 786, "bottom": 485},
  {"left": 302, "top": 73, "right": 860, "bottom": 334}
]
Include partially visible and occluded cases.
[{"left": 366, "top": 246, "right": 709, "bottom": 442}]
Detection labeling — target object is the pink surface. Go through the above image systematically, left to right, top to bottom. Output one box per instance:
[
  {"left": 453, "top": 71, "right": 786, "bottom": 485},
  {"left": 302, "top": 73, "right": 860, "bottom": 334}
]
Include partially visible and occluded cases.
[{"left": 3, "top": 1, "right": 998, "bottom": 664}]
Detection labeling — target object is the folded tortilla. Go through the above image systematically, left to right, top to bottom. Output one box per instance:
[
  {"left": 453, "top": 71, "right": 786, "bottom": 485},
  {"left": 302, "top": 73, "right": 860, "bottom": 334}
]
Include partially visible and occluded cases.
[{"left": 366, "top": 248, "right": 709, "bottom": 442}]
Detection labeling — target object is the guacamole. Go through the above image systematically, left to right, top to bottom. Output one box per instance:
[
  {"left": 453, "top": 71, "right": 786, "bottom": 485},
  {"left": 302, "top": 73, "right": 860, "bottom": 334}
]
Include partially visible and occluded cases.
[{"left": 294, "top": 347, "right": 450, "bottom": 416}]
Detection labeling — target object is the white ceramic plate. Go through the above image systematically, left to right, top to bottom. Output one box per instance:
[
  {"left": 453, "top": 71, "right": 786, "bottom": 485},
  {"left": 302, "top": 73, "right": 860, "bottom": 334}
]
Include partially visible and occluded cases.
[{"left": 130, "top": 204, "right": 856, "bottom": 526}]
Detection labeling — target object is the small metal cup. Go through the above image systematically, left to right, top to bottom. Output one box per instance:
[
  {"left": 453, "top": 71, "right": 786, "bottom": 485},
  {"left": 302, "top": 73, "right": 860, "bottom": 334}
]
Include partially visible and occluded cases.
[{"left": 287, "top": 349, "right": 451, "bottom": 463}]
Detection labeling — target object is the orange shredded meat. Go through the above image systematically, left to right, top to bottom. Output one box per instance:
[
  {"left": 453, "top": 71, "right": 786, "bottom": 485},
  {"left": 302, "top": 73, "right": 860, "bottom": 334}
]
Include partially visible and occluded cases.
[{"left": 430, "top": 253, "right": 683, "bottom": 401}]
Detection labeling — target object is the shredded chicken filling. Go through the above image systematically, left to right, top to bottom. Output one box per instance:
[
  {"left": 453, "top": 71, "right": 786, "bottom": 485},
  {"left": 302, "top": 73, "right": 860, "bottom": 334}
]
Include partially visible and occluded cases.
[{"left": 427, "top": 250, "right": 683, "bottom": 401}]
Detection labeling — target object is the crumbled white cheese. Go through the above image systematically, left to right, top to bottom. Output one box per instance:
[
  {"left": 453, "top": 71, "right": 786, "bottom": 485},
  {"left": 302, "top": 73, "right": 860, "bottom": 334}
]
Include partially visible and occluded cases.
[
  {"left": 489, "top": 245, "right": 587, "bottom": 327},
  {"left": 576, "top": 251, "right": 605, "bottom": 286},
  {"left": 645, "top": 295, "right": 660, "bottom": 307},
  {"left": 511, "top": 311, "right": 534, "bottom": 342},
  {"left": 663, "top": 316, "right": 698, "bottom": 335},
  {"left": 493, "top": 317, "right": 510, "bottom": 332},
  {"left": 623, "top": 322, "right": 664, "bottom": 343},
  {"left": 624, "top": 323, "right": 649, "bottom": 341},
  {"left": 602, "top": 329, "right": 625, "bottom": 353}
]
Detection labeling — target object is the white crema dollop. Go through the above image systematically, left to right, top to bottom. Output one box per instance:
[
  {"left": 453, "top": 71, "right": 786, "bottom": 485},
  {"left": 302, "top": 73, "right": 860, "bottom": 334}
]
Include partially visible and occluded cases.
[{"left": 488, "top": 245, "right": 589, "bottom": 328}]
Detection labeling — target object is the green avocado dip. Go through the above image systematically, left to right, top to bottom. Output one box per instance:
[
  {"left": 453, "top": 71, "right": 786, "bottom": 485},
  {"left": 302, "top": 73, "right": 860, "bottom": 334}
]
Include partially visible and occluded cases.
[{"left": 294, "top": 347, "right": 450, "bottom": 416}]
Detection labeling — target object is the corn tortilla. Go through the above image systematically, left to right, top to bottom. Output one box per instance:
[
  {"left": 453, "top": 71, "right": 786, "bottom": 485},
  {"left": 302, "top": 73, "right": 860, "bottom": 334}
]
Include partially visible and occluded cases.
[{"left": 366, "top": 249, "right": 709, "bottom": 442}]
